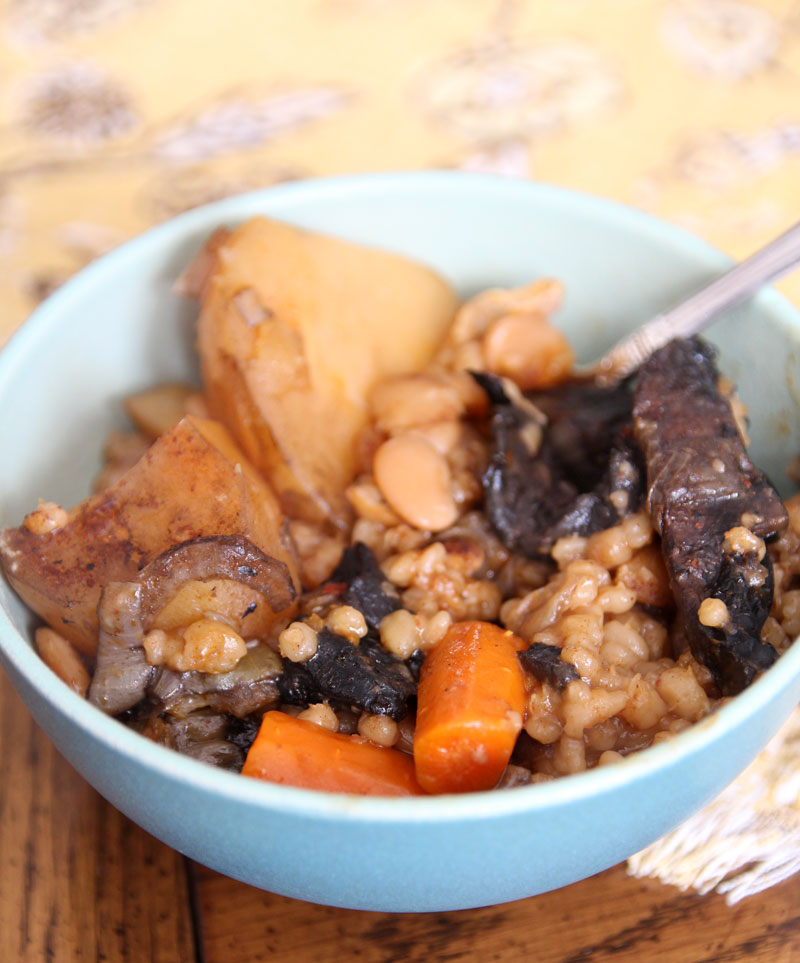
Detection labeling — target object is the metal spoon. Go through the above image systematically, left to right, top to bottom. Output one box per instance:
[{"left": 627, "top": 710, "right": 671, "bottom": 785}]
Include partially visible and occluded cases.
[{"left": 588, "top": 219, "right": 800, "bottom": 385}]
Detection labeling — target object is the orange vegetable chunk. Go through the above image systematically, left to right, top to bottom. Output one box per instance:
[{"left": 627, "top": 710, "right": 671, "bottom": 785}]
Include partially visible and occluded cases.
[
  {"left": 414, "top": 621, "right": 527, "bottom": 794},
  {"left": 242, "top": 711, "right": 423, "bottom": 796}
]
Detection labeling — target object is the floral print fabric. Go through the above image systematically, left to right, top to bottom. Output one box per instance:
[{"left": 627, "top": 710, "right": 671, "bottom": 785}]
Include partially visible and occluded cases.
[{"left": 0, "top": 0, "right": 799, "bottom": 336}]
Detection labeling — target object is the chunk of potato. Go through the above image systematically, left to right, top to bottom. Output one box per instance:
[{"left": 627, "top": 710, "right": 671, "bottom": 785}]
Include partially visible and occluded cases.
[
  {"left": 195, "top": 217, "right": 458, "bottom": 529},
  {"left": 123, "top": 383, "right": 194, "bottom": 439},
  {"left": 0, "top": 416, "right": 299, "bottom": 655}
]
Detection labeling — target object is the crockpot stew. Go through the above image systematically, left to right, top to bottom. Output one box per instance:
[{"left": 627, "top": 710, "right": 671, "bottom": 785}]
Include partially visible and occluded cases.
[{"left": 3, "top": 217, "right": 798, "bottom": 796}]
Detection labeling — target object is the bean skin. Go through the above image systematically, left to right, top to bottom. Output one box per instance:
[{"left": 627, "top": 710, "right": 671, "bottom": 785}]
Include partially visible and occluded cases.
[{"left": 373, "top": 434, "right": 458, "bottom": 532}]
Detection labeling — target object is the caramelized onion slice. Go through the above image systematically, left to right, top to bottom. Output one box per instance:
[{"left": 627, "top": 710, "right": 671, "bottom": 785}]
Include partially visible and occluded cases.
[
  {"left": 89, "top": 535, "right": 295, "bottom": 715},
  {"left": 150, "top": 644, "right": 283, "bottom": 718}
]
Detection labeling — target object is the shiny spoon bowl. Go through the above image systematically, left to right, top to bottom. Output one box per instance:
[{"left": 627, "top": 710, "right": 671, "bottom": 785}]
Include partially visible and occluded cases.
[{"left": 591, "top": 219, "right": 800, "bottom": 383}]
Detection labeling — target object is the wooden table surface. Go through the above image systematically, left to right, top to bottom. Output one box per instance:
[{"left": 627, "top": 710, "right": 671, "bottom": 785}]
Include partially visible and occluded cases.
[{"left": 3, "top": 668, "right": 799, "bottom": 963}]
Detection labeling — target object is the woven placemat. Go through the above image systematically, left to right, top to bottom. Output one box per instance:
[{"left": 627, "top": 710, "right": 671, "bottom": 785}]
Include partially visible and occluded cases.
[{"left": 628, "top": 707, "right": 800, "bottom": 903}]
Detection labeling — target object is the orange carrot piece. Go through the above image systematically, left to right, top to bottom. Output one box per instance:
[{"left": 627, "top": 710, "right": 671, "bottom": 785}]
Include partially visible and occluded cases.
[
  {"left": 414, "top": 621, "right": 527, "bottom": 794},
  {"left": 242, "top": 711, "right": 423, "bottom": 796}
]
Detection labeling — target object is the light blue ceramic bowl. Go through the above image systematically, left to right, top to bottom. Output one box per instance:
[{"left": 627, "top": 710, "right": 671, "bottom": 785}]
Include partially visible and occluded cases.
[{"left": 2, "top": 172, "right": 800, "bottom": 913}]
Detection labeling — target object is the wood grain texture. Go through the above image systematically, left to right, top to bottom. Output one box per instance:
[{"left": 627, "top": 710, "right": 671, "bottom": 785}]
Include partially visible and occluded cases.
[
  {"left": 4, "top": 662, "right": 800, "bottom": 963},
  {"left": 0, "top": 669, "right": 197, "bottom": 963},
  {"left": 194, "top": 864, "right": 800, "bottom": 963}
]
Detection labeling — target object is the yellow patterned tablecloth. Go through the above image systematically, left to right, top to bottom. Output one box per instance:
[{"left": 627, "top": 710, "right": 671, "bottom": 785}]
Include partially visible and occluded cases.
[
  {"left": 1, "top": 0, "right": 800, "bottom": 341},
  {"left": 2, "top": 0, "right": 800, "bottom": 903}
]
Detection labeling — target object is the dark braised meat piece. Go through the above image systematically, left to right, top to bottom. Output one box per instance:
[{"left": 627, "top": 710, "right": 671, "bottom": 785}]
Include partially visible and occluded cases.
[
  {"left": 633, "top": 337, "right": 788, "bottom": 695},
  {"left": 475, "top": 372, "right": 578, "bottom": 557},
  {"left": 475, "top": 373, "right": 644, "bottom": 556},
  {"left": 529, "top": 382, "right": 634, "bottom": 490},
  {"left": 546, "top": 438, "right": 645, "bottom": 544},
  {"left": 600, "top": 439, "right": 647, "bottom": 516},
  {"left": 533, "top": 493, "right": 614, "bottom": 546},
  {"left": 327, "top": 542, "right": 402, "bottom": 630},
  {"left": 696, "top": 551, "right": 777, "bottom": 693},
  {"left": 277, "top": 629, "right": 416, "bottom": 719},
  {"left": 519, "top": 642, "right": 579, "bottom": 691},
  {"left": 407, "top": 648, "right": 426, "bottom": 682},
  {"left": 276, "top": 656, "right": 324, "bottom": 707},
  {"left": 227, "top": 713, "right": 264, "bottom": 757}
]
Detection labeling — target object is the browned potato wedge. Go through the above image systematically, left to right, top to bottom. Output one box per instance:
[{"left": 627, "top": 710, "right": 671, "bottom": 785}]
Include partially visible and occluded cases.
[
  {"left": 196, "top": 216, "right": 458, "bottom": 529},
  {"left": 174, "top": 226, "right": 231, "bottom": 299},
  {"left": 123, "top": 383, "right": 194, "bottom": 439},
  {"left": 0, "top": 416, "right": 299, "bottom": 655},
  {"left": 93, "top": 429, "right": 152, "bottom": 492}
]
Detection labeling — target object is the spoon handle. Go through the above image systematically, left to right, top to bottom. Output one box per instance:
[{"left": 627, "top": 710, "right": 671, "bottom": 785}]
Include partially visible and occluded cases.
[{"left": 593, "top": 219, "right": 800, "bottom": 383}]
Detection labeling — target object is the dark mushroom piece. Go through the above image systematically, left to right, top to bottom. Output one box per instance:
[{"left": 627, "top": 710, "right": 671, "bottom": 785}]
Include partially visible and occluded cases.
[
  {"left": 633, "top": 337, "right": 789, "bottom": 695},
  {"left": 88, "top": 535, "right": 295, "bottom": 715}
]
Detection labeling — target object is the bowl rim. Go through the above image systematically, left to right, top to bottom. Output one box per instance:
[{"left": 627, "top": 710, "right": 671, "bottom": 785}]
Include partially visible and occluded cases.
[{"left": 2, "top": 169, "right": 800, "bottom": 824}]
